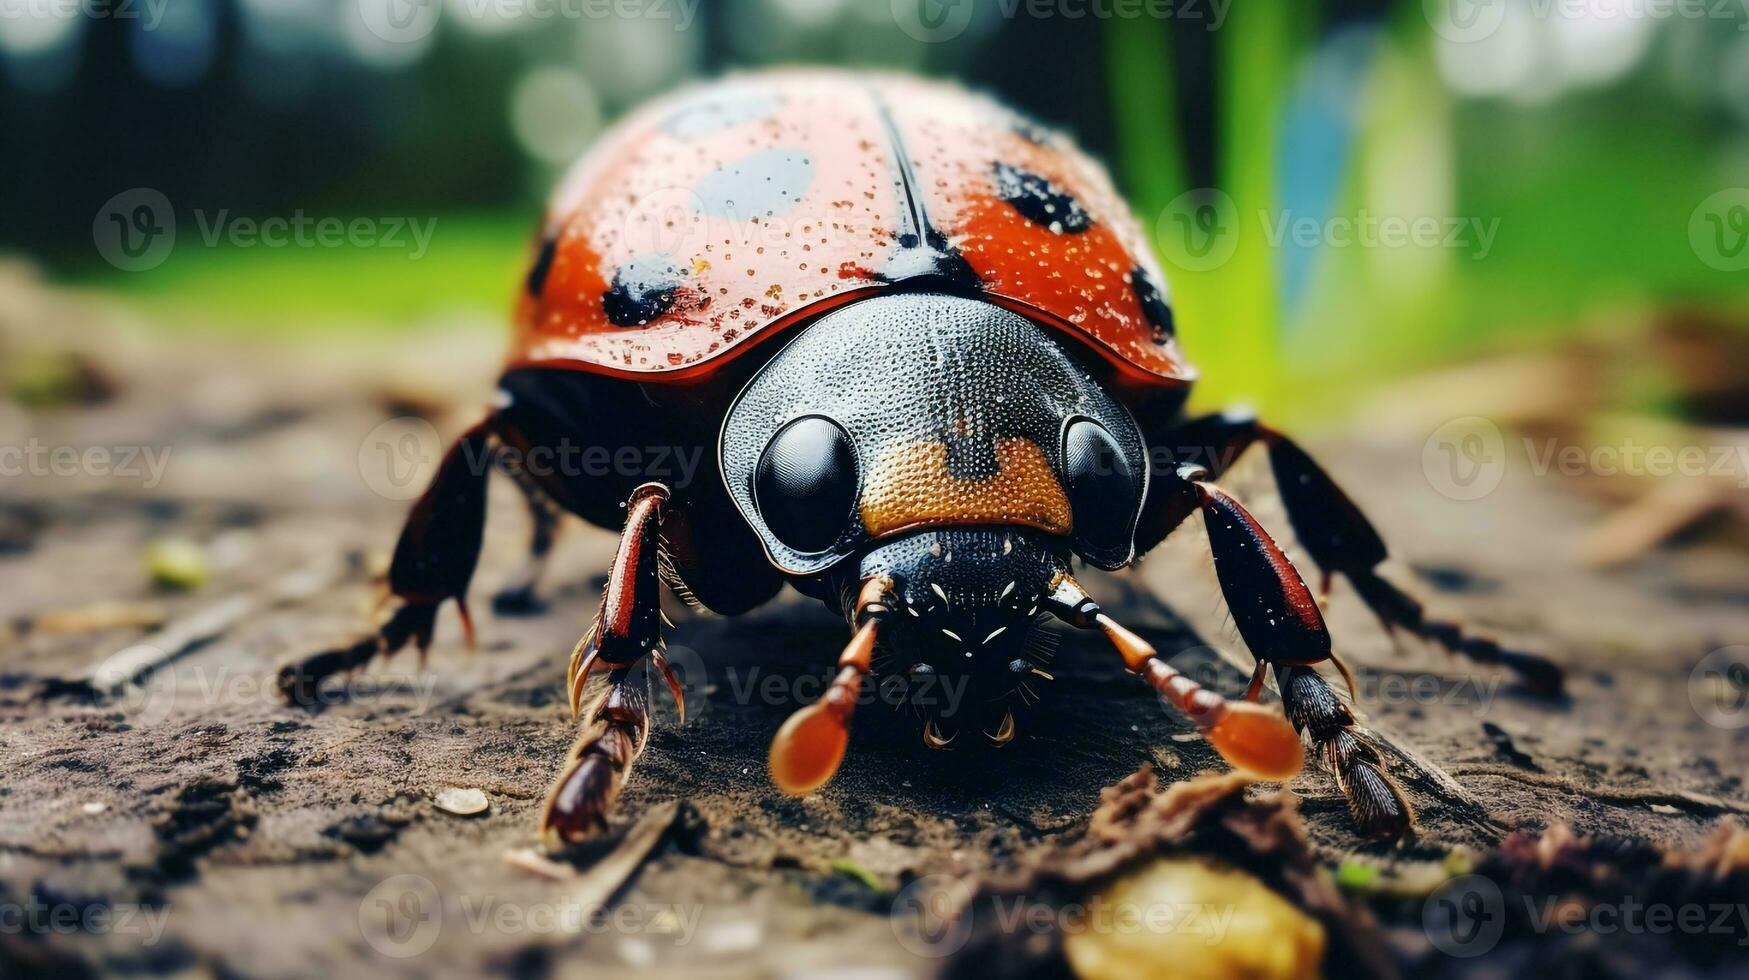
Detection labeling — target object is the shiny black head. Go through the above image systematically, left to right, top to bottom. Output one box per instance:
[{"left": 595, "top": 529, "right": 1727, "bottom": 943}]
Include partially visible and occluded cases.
[
  {"left": 721, "top": 293, "right": 1151, "bottom": 734},
  {"left": 722, "top": 293, "right": 1149, "bottom": 569}
]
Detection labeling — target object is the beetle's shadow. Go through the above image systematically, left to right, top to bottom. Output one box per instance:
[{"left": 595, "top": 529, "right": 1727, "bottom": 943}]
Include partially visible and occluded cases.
[{"left": 652, "top": 597, "right": 1238, "bottom": 825}]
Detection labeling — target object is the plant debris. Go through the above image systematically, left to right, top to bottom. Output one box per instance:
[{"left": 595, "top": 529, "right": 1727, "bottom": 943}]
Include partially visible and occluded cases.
[
  {"left": 146, "top": 538, "right": 211, "bottom": 592},
  {"left": 934, "top": 767, "right": 1398, "bottom": 980},
  {"left": 506, "top": 800, "right": 681, "bottom": 912},
  {"left": 1063, "top": 856, "right": 1325, "bottom": 980},
  {"left": 829, "top": 858, "right": 887, "bottom": 892}
]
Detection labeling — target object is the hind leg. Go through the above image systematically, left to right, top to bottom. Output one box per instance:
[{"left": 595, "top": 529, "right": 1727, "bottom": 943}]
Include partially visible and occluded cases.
[
  {"left": 1157, "top": 412, "right": 1562, "bottom": 695},
  {"left": 279, "top": 420, "right": 494, "bottom": 705}
]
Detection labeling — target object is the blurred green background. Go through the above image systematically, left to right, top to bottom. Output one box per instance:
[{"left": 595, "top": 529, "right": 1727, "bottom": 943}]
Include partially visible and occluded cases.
[{"left": 4, "top": 0, "right": 1747, "bottom": 421}]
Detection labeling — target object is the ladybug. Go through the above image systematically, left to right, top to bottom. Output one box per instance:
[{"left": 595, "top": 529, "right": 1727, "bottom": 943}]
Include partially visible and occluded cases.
[{"left": 281, "top": 71, "right": 1560, "bottom": 847}]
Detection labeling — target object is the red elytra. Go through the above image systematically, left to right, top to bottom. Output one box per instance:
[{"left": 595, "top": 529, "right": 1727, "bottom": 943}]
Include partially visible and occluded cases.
[{"left": 509, "top": 70, "right": 1191, "bottom": 387}]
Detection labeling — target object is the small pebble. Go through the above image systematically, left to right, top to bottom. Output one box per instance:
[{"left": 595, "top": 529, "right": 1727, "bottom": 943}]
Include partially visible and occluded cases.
[
  {"left": 433, "top": 787, "right": 490, "bottom": 816},
  {"left": 82, "top": 802, "right": 107, "bottom": 815},
  {"left": 702, "top": 920, "right": 762, "bottom": 954},
  {"left": 619, "top": 938, "right": 655, "bottom": 967}
]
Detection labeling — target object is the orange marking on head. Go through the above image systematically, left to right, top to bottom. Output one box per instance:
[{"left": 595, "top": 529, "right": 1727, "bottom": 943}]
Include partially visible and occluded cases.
[{"left": 858, "top": 437, "right": 1072, "bottom": 539}]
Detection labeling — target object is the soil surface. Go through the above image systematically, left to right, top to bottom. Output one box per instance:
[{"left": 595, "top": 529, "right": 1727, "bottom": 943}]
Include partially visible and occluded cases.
[{"left": 3, "top": 269, "right": 1747, "bottom": 977}]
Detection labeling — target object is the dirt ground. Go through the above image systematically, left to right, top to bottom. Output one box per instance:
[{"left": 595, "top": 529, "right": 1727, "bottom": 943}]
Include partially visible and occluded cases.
[{"left": 3, "top": 267, "right": 1747, "bottom": 977}]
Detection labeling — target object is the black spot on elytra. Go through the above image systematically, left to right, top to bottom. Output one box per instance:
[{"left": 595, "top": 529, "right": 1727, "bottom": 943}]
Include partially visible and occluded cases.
[
  {"left": 663, "top": 92, "right": 779, "bottom": 139},
  {"left": 693, "top": 148, "right": 813, "bottom": 219},
  {"left": 992, "top": 162, "right": 1092, "bottom": 234},
  {"left": 526, "top": 237, "right": 556, "bottom": 299},
  {"left": 602, "top": 255, "right": 686, "bottom": 327},
  {"left": 1131, "top": 265, "right": 1175, "bottom": 341}
]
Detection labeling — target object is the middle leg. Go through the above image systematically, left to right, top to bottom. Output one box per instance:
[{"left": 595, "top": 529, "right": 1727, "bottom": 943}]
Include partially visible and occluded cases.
[
  {"left": 1157, "top": 412, "right": 1562, "bottom": 695},
  {"left": 491, "top": 448, "right": 562, "bottom": 616}
]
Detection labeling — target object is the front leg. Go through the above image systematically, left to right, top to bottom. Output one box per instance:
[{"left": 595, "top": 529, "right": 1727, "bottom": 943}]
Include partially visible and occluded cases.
[
  {"left": 1159, "top": 412, "right": 1563, "bottom": 695},
  {"left": 1166, "top": 469, "right": 1414, "bottom": 838},
  {"left": 541, "top": 483, "right": 684, "bottom": 848}
]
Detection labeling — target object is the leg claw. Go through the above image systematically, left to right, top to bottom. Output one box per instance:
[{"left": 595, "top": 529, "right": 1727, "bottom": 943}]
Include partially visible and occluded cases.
[
  {"left": 567, "top": 638, "right": 602, "bottom": 719},
  {"left": 650, "top": 647, "right": 686, "bottom": 724}
]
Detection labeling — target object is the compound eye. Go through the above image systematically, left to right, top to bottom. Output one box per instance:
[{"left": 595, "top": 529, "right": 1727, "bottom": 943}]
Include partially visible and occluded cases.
[
  {"left": 754, "top": 416, "right": 858, "bottom": 553},
  {"left": 1063, "top": 418, "right": 1137, "bottom": 548}
]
